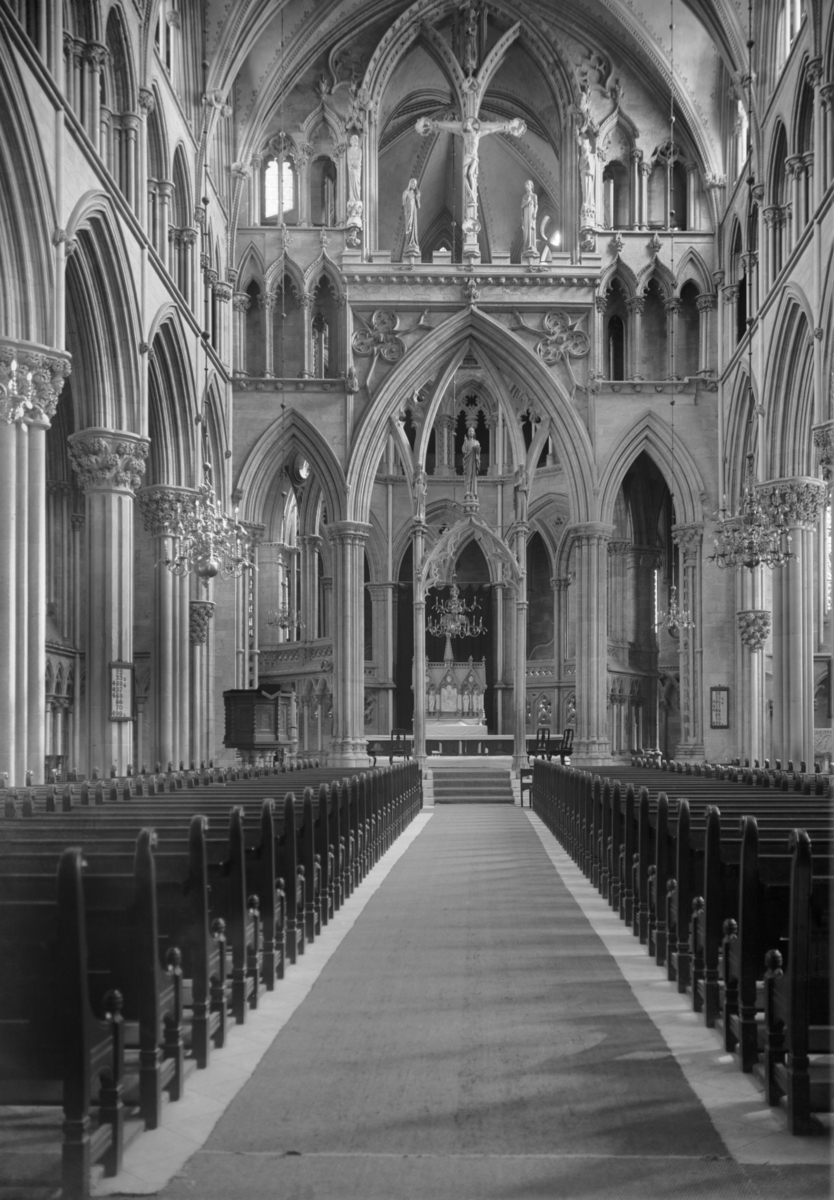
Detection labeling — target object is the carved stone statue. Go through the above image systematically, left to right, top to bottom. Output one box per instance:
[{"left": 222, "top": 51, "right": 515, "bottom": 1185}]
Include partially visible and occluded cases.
[
  {"left": 461, "top": 2, "right": 478, "bottom": 76},
  {"left": 577, "top": 131, "right": 596, "bottom": 216},
  {"left": 346, "top": 134, "right": 362, "bottom": 207},
  {"left": 402, "top": 178, "right": 421, "bottom": 255},
  {"left": 521, "top": 180, "right": 538, "bottom": 256},
  {"left": 462, "top": 425, "right": 481, "bottom": 497},
  {"left": 514, "top": 464, "right": 529, "bottom": 521},
  {"left": 412, "top": 466, "right": 427, "bottom": 522}
]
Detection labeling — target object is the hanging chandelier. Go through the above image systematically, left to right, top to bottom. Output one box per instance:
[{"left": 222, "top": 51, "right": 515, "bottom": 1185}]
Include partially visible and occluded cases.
[
  {"left": 709, "top": 455, "right": 792, "bottom": 570},
  {"left": 163, "top": 458, "right": 254, "bottom": 579},
  {"left": 265, "top": 572, "right": 291, "bottom": 629},
  {"left": 427, "top": 574, "right": 486, "bottom": 644},
  {"left": 656, "top": 582, "right": 693, "bottom": 634}
]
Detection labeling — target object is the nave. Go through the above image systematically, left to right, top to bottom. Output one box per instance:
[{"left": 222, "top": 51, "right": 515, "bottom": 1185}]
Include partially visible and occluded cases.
[{"left": 93, "top": 801, "right": 829, "bottom": 1200}]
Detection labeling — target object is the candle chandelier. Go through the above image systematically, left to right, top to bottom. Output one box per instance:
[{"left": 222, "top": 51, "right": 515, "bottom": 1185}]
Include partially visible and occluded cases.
[
  {"left": 654, "top": 4, "right": 693, "bottom": 638},
  {"left": 163, "top": 335, "right": 254, "bottom": 580},
  {"left": 709, "top": 455, "right": 793, "bottom": 570},
  {"left": 265, "top": 573, "right": 291, "bottom": 629},
  {"left": 427, "top": 574, "right": 486, "bottom": 658}
]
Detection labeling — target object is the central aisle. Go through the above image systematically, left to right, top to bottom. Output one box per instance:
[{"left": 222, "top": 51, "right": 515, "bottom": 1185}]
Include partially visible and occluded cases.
[{"left": 160, "top": 807, "right": 822, "bottom": 1200}]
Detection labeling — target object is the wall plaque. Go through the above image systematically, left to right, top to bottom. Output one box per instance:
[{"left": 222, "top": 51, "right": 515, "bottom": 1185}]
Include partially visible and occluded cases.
[
  {"left": 110, "top": 661, "right": 134, "bottom": 721},
  {"left": 710, "top": 685, "right": 729, "bottom": 729}
]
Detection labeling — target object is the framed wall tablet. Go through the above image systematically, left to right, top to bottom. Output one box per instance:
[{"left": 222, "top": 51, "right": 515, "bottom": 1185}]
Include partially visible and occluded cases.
[
  {"left": 109, "top": 661, "right": 134, "bottom": 721},
  {"left": 710, "top": 686, "right": 729, "bottom": 729}
]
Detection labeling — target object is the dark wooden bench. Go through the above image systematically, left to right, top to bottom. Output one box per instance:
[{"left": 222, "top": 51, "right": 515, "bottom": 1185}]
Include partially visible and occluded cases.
[
  {"left": 763, "top": 829, "right": 834, "bottom": 1132},
  {"left": 0, "top": 848, "right": 126, "bottom": 1199}
]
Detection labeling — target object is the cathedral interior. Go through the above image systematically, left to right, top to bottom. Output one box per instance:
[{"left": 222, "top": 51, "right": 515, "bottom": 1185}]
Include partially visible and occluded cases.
[
  {"left": 0, "top": 0, "right": 832, "bottom": 777},
  {"left": 1, "top": 2, "right": 834, "bottom": 1197}
]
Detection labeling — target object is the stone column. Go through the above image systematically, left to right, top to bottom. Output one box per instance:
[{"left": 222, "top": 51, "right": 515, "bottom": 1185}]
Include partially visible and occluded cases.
[
  {"left": 83, "top": 43, "right": 106, "bottom": 151},
  {"left": 821, "top": 84, "right": 834, "bottom": 185},
  {"left": 138, "top": 88, "right": 154, "bottom": 232},
  {"left": 629, "top": 150, "right": 642, "bottom": 230},
  {"left": 639, "top": 160, "right": 651, "bottom": 229},
  {"left": 157, "top": 181, "right": 174, "bottom": 270},
  {"left": 213, "top": 280, "right": 232, "bottom": 366},
  {"left": 722, "top": 283, "right": 739, "bottom": 346},
  {"left": 232, "top": 292, "right": 251, "bottom": 374},
  {"left": 695, "top": 293, "right": 716, "bottom": 375},
  {"left": 259, "top": 294, "right": 276, "bottom": 376},
  {"left": 626, "top": 296, "right": 644, "bottom": 380},
  {"left": 665, "top": 298, "right": 681, "bottom": 378},
  {"left": 0, "top": 344, "right": 70, "bottom": 784},
  {"left": 434, "top": 414, "right": 456, "bottom": 477},
  {"left": 68, "top": 430, "right": 149, "bottom": 777},
  {"left": 761, "top": 478, "right": 826, "bottom": 767},
  {"left": 137, "top": 486, "right": 195, "bottom": 770},
  {"left": 70, "top": 512, "right": 84, "bottom": 772},
  {"left": 328, "top": 521, "right": 371, "bottom": 767},
  {"left": 412, "top": 521, "right": 427, "bottom": 767},
  {"left": 570, "top": 523, "right": 613, "bottom": 764},
  {"left": 672, "top": 523, "right": 704, "bottom": 759},
  {"left": 300, "top": 534, "right": 322, "bottom": 643},
  {"left": 321, "top": 575, "right": 333, "bottom": 638},
  {"left": 551, "top": 576, "right": 571, "bottom": 683},
  {"left": 493, "top": 580, "right": 505, "bottom": 734},
  {"left": 367, "top": 581, "right": 394, "bottom": 734},
  {"left": 189, "top": 599, "right": 214, "bottom": 767},
  {"left": 737, "top": 604, "right": 769, "bottom": 768}
]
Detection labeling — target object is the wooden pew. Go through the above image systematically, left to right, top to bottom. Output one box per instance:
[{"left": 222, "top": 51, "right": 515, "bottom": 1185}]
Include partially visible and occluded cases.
[
  {"left": 763, "top": 829, "right": 834, "bottom": 1132},
  {"left": 0, "top": 847, "right": 126, "bottom": 1199}
]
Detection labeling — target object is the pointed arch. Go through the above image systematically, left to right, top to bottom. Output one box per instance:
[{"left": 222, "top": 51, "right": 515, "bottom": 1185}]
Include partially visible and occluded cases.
[
  {"left": 103, "top": 4, "right": 136, "bottom": 115},
  {"left": 0, "top": 40, "right": 54, "bottom": 342},
  {"left": 171, "top": 143, "right": 192, "bottom": 228},
  {"left": 64, "top": 193, "right": 142, "bottom": 431},
  {"left": 235, "top": 241, "right": 266, "bottom": 290},
  {"left": 675, "top": 246, "right": 712, "bottom": 295},
  {"left": 304, "top": 251, "right": 347, "bottom": 303},
  {"left": 264, "top": 252, "right": 305, "bottom": 297},
  {"left": 636, "top": 256, "right": 675, "bottom": 300},
  {"left": 599, "top": 258, "right": 638, "bottom": 300},
  {"left": 764, "top": 287, "right": 816, "bottom": 478},
  {"left": 146, "top": 307, "right": 196, "bottom": 487},
  {"left": 348, "top": 307, "right": 594, "bottom": 524},
  {"left": 724, "top": 362, "right": 758, "bottom": 505},
  {"left": 236, "top": 406, "right": 347, "bottom": 529},
  {"left": 597, "top": 409, "right": 707, "bottom": 528},
  {"left": 418, "top": 512, "right": 522, "bottom": 599}
]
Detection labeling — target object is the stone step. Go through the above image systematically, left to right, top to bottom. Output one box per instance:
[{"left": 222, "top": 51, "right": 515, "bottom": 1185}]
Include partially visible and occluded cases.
[{"left": 432, "top": 770, "right": 514, "bottom": 804}]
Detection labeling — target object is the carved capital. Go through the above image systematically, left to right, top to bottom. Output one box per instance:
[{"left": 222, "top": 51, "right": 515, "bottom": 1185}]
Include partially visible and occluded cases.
[
  {"left": 83, "top": 42, "right": 108, "bottom": 71},
  {"left": 805, "top": 57, "right": 823, "bottom": 89},
  {"left": 821, "top": 83, "right": 834, "bottom": 110},
  {"left": 138, "top": 87, "right": 155, "bottom": 116},
  {"left": 704, "top": 172, "right": 727, "bottom": 190},
  {"left": 181, "top": 227, "right": 198, "bottom": 247},
  {"left": 213, "top": 281, "right": 233, "bottom": 303},
  {"left": 722, "top": 284, "right": 739, "bottom": 304},
  {"left": 232, "top": 292, "right": 251, "bottom": 313},
  {"left": 259, "top": 293, "right": 278, "bottom": 313},
  {"left": 696, "top": 293, "right": 716, "bottom": 313},
  {"left": 625, "top": 295, "right": 645, "bottom": 316},
  {"left": 0, "top": 340, "right": 72, "bottom": 423},
  {"left": 812, "top": 421, "right": 834, "bottom": 482},
  {"left": 68, "top": 430, "right": 149, "bottom": 495},
  {"left": 758, "top": 477, "right": 827, "bottom": 529},
  {"left": 136, "top": 485, "right": 196, "bottom": 537},
  {"left": 70, "top": 512, "right": 85, "bottom": 533},
  {"left": 569, "top": 522, "right": 615, "bottom": 546},
  {"left": 672, "top": 522, "right": 703, "bottom": 558},
  {"left": 189, "top": 600, "right": 215, "bottom": 644},
  {"left": 737, "top": 609, "right": 771, "bottom": 651}
]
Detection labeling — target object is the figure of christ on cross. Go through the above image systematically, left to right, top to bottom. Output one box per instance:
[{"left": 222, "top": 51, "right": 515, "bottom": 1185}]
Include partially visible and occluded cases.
[{"left": 416, "top": 112, "right": 526, "bottom": 253}]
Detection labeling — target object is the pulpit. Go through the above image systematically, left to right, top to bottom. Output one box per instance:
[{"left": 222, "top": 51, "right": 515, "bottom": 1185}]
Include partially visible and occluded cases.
[{"left": 223, "top": 687, "right": 297, "bottom": 758}]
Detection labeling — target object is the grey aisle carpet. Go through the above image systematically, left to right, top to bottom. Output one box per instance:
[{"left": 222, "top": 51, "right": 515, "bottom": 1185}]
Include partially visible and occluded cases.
[{"left": 159, "top": 807, "right": 829, "bottom": 1200}]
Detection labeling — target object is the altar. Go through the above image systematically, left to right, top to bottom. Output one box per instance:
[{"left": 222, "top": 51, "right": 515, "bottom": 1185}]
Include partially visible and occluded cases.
[{"left": 424, "top": 656, "right": 488, "bottom": 739}]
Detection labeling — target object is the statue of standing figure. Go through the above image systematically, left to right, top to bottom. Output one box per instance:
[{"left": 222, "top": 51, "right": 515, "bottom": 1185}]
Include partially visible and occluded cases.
[
  {"left": 461, "top": 2, "right": 479, "bottom": 76},
  {"left": 577, "top": 131, "right": 596, "bottom": 216},
  {"left": 347, "top": 134, "right": 362, "bottom": 205},
  {"left": 402, "top": 178, "right": 421, "bottom": 255},
  {"left": 521, "top": 180, "right": 538, "bottom": 256},
  {"left": 462, "top": 425, "right": 481, "bottom": 497},
  {"left": 412, "top": 466, "right": 427, "bottom": 522}
]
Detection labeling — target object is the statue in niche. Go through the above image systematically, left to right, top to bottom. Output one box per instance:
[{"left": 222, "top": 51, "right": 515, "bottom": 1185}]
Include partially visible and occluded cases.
[
  {"left": 461, "top": 2, "right": 479, "bottom": 76},
  {"left": 577, "top": 130, "right": 596, "bottom": 217},
  {"left": 347, "top": 135, "right": 362, "bottom": 204},
  {"left": 402, "top": 178, "right": 421, "bottom": 254},
  {"left": 521, "top": 180, "right": 538, "bottom": 255},
  {"left": 462, "top": 425, "right": 481, "bottom": 497},
  {"left": 514, "top": 464, "right": 529, "bottom": 521},
  {"left": 412, "top": 466, "right": 427, "bottom": 522},
  {"left": 440, "top": 674, "right": 458, "bottom": 713},
  {"left": 427, "top": 684, "right": 437, "bottom": 714},
  {"left": 462, "top": 686, "right": 471, "bottom": 715}
]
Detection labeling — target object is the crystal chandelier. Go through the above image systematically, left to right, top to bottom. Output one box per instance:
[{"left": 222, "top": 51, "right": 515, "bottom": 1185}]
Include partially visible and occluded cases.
[
  {"left": 708, "top": 455, "right": 793, "bottom": 570},
  {"left": 163, "top": 459, "right": 254, "bottom": 579},
  {"left": 265, "top": 574, "right": 291, "bottom": 629},
  {"left": 427, "top": 574, "right": 486, "bottom": 659},
  {"left": 655, "top": 582, "right": 693, "bottom": 634}
]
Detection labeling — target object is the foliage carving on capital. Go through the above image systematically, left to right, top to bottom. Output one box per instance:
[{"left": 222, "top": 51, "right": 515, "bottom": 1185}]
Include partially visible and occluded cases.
[
  {"left": 213, "top": 281, "right": 233, "bottom": 303},
  {"left": 232, "top": 292, "right": 251, "bottom": 313},
  {"left": 696, "top": 293, "right": 716, "bottom": 312},
  {"left": 0, "top": 343, "right": 72, "bottom": 423},
  {"left": 813, "top": 422, "right": 834, "bottom": 482},
  {"left": 69, "top": 432, "right": 149, "bottom": 494},
  {"left": 758, "top": 477, "right": 826, "bottom": 528},
  {"left": 136, "top": 486, "right": 194, "bottom": 537},
  {"left": 672, "top": 522, "right": 703, "bottom": 558},
  {"left": 189, "top": 600, "right": 215, "bottom": 645},
  {"left": 737, "top": 609, "right": 770, "bottom": 651}
]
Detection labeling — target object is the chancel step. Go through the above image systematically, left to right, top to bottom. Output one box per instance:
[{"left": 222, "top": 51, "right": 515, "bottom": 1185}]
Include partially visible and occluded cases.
[{"left": 431, "top": 767, "right": 514, "bottom": 805}]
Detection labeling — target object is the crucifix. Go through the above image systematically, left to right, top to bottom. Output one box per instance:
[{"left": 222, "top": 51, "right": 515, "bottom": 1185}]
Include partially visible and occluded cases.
[{"left": 416, "top": 101, "right": 526, "bottom": 262}]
